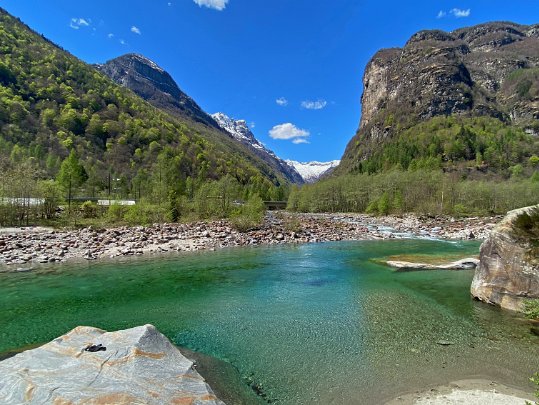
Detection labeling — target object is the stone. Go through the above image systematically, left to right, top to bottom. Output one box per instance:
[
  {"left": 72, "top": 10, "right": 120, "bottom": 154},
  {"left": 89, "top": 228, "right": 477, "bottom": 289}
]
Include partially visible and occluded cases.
[
  {"left": 471, "top": 205, "right": 539, "bottom": 311},
  {"left": 0, "top": 324, "right": 224, "bottom": 405}
]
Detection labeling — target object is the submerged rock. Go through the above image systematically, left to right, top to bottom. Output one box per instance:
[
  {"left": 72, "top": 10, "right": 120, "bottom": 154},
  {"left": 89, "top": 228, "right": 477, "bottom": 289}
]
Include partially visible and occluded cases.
[
  {"left": 471, "top": 204, "right": 539, "bottom": 311},
  {"left": 387, "top": 258, "right": 479, "bottom": 271},
  {"left": 0, "top": 324, "right": 224, "bottom": 405}
]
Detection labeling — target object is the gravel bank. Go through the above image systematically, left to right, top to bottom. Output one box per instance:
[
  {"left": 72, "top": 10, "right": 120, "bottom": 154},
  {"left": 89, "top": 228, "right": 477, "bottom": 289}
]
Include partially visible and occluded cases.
[{"left": 0, "top": 212, "right": 499, "bottom": 269}]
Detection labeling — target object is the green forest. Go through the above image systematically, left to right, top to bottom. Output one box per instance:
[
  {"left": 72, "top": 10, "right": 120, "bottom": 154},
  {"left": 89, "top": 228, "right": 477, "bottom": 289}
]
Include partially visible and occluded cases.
[{"left": 0, "top": 9, "right": 286, "bottom": 227}]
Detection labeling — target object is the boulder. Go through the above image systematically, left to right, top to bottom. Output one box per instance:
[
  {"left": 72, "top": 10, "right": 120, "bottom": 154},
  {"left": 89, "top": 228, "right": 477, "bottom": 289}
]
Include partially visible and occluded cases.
[
  {"left": 471, "top": 205, "right": 539, "bottom": 311},
  {"left": 0, "top": 324, "right": 224, "bottom": 405}
]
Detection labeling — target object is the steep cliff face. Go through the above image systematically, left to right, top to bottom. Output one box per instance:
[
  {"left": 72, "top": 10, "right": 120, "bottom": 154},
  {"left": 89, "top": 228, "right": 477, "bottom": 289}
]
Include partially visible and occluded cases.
[
  {"left": 341, "top": 22, "right": 539, "bottom": 171},
  {"left": 96, "top": 54, "right": 220, "bottom": 129},
  {"left": 471, "top": 205, "right": 539, "bottom": 311}
]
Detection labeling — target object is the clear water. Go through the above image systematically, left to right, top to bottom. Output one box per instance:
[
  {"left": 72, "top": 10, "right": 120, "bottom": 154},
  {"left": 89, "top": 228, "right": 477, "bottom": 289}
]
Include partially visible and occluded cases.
[{"left": 1, "top": 240, "right": 537, "bottom": 404}]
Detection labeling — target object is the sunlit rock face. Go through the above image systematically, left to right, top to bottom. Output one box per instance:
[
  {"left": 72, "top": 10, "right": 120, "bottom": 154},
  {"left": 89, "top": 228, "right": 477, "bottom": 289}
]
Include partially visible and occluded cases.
[
  {"left": 341, "top": 22, "right": 539, "bottom": 168},
  {"left": 472, "top": 205, "right": 539, "bottom": 311},
  {"left": 0, "top": 324, "right": 224, "bottom": 405}
]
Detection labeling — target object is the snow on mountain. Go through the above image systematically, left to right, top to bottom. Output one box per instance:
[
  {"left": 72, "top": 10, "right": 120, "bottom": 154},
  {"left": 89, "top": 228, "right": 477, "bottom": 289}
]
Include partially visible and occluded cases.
[
  {"left": 212, "top": 112, "right": 304, "bottom": 184},
  {"left": 285, "top": 160, "right": 340, "bottom": 183}
]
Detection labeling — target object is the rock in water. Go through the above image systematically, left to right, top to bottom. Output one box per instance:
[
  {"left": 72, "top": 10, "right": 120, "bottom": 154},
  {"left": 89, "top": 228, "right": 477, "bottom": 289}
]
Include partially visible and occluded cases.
[
  {"left": 471, "top": 205, "right": 539, "bottom": 311},
  {"left": 0, "top": 324, "right": 224, "bottom": 405}
]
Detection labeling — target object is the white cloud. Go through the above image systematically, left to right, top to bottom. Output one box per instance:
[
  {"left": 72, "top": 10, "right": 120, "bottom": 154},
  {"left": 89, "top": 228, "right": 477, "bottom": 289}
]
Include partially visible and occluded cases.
[
  {"left": 193, "top": 0, "right": 228, "bottom": 11},
  {"left": 168, "top": 2, "right": 172, "bottom": 5},
  {"left": 437, "top": 8, "right": 471, "bottom": 19},
  {"left": 451, "top": 8, "right": 470, "bottom": 17},
  {"left": 69, "top": 18, "right": 90, "bottom": 30},
  {"left": 131, "top": 26, "right": 141, "bottom": 35},
  {"left": 107, "top": 33, "right": 114, "bottom": 39},
  {"left": 119, "top": 39, "right": 126, "bottom": 45},
  {"left": 276, "top": 97, "right": 288, "bottom": 106},
  {"left": 301, "top": 99, "right": 328, "bottom": 110},
  {"left": 250, "top": 122, "right": 256, "bottom": 129},
  {"left": 269, "top": 123, "right": 310, "bottom": 143}
]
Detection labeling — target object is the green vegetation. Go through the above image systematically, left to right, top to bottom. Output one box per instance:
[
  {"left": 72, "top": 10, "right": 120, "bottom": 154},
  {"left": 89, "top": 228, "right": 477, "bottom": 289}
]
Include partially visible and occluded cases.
[
  {"left": 0, "top": 8, "right": 287, "bottom": 228},
  {"left": 343, "top": 116, "right": 538, "bottom": 176},
  {"left": 288, "top": 169, "right": 539, "bottom": 216},
  {"left": 523, "top": 300, "right": 539, "bottom": 320},
  {"left": 526, "top": 372, "right": 539, "bottom": 405}
]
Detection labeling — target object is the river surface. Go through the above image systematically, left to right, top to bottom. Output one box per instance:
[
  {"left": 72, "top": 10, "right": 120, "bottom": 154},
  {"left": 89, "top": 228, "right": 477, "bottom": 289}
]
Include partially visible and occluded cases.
[{"left": 1, "top": 240, "right": 537, "bottom": 404}]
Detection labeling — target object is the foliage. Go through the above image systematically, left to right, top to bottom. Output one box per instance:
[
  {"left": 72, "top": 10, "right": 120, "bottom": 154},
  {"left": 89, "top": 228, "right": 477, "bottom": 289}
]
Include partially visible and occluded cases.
[
  {"left": 341, "top": 116, "right": 539, "bottom": 177},
  {"left": 288, "top": 169, "right": 539, "bottom": 216},
  {"left": 230, "top": 194, "right": 266, "bottom": 232},
  {"left": 81, "top": 201, "right": 98, "bottom": 219},
  {"left": 523, "top": 300, "right": 539, "bottom": 320},
  {"left": 525, "top": 372, "right": 539, "bottom": 405}
]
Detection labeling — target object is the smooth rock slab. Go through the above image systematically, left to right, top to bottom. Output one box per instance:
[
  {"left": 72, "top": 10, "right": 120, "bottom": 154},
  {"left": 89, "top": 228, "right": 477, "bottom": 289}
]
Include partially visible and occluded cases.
[{"left": 0, "top": 324, "right": 225, "bottom": 405}]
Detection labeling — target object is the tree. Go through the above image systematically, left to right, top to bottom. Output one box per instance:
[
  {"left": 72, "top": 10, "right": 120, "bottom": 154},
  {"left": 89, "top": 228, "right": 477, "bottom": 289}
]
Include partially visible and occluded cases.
[{"left": 56, "top": 150, "right": 88, "bottom": 208}]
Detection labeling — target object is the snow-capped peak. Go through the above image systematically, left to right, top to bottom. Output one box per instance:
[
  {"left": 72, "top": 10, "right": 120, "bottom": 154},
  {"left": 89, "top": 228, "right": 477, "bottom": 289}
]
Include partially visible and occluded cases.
[
  {"left": 212, "top": 112, "right": 260, "bottom": 146},
  {"left": 285, "top": 160, "right": 340, "bottom": 183}
]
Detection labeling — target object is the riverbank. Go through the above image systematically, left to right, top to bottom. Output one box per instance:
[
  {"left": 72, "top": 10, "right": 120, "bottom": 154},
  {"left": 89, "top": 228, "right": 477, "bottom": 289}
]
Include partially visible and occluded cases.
[
  {"left": 0, "top": 212, "right": 499, "bottom": 269},
  {"left": 387, "top": 378, "right": 535, "bottom": 404}
]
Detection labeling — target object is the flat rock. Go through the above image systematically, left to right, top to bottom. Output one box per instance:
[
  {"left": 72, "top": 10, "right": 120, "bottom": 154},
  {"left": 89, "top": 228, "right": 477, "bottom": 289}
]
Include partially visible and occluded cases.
[
  {"left": 387, "top": 258, "right": 479, "bottom": 271},
  {"left": 0, "top": 324, "right": 224, "bottom": 405}
]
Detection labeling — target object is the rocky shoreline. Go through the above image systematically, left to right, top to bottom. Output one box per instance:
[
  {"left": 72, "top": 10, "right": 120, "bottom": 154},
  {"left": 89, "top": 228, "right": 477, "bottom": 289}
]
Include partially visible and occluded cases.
[{"left": 0, "top": 212, "right": 500, "bottom": 269}]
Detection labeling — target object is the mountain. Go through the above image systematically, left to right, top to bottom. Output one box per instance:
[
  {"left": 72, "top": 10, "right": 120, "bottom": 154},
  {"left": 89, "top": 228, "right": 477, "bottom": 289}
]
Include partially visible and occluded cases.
[
  {"left": 0, "top": 7, "right": 288, "bottom": 200},
  {"left": 339, "top": 21, "right": 539, "bottom": 175},
  {"left": 95, "top": 54, "right": 220, "bottom": 129},
  {"left": 98, "top": 54, "right": 303, "bottom": 184},
  {"left": 211, "top": 113, "right": 304, "bottom": 184},
  {"left": 285, "top": 160, "right": 340, "bottom": 183}
]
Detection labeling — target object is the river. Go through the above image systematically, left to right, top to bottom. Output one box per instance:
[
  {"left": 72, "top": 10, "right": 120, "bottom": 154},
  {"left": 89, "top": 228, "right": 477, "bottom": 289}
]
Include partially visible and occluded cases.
[{"left": 1, "top": 239, "right": 537, "bottom": 404}]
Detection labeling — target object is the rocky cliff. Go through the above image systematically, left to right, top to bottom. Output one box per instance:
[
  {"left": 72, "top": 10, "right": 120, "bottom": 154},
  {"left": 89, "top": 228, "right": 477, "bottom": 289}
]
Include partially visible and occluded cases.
[
  {"left": 340, "top": 21, "right": 539, "bottom": 172},
  {"left": 96, "top": 54, "right": 220, "bottom": 129},
  {"left": 471, "top": 204, "right": 539, "bottom": 311},
  {"left": 0, "top": 324, "right": 224, "bottom": 405}
]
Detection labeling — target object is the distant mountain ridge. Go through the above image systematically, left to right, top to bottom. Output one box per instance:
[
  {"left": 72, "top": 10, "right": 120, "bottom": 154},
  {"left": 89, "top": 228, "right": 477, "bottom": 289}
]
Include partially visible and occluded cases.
[
  {"left": 98, "top": 54, "right": 304, "bottom": 184},
  {"left": 285, "top": 160, "right": 340, "bottom": 183}
]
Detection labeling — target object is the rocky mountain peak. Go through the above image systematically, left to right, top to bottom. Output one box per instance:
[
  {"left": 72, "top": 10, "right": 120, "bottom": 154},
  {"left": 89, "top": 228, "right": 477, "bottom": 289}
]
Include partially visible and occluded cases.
[{"left": 96, "top": 54, "right": 220, "bottom": 128}]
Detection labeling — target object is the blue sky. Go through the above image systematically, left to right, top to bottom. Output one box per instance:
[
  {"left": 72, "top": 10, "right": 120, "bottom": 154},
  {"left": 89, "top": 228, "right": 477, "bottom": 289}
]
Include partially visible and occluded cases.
[{"left": 0, "top": 1, "right": 537, "bottom": 162}]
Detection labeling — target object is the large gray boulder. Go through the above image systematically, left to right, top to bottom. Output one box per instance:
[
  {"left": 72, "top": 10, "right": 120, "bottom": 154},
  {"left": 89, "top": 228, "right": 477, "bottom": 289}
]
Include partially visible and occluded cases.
[
  {"left": 471, "top": 204, "right": 539, "bottom": 311},
  {"left": 0, "top": 324, "right": 225, "bottom": 404}
]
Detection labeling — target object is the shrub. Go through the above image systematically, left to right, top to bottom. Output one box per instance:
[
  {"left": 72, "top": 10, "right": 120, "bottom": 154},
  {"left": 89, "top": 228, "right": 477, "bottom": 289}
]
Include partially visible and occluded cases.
[
  {"left": 230, "top": 194, "right": 265, "bottom": 232},
  {"left": 81, "top": 200, "right": 98, "bottom": 219},
  {"left": 523, "top": 299, "right": 539, "bottom": 320}
]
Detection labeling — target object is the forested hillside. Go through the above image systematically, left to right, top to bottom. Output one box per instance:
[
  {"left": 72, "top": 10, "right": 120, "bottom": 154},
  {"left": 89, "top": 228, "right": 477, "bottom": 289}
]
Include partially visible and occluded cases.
[{"left": 0, "top": 7, "right": 287, "bottom": 226}]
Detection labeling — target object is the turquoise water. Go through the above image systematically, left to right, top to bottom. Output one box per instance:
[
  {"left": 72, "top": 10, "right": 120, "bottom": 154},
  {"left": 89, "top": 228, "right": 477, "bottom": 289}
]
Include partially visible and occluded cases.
[{"left": 1, "top": 240, "right": 538, "bottom": 404}]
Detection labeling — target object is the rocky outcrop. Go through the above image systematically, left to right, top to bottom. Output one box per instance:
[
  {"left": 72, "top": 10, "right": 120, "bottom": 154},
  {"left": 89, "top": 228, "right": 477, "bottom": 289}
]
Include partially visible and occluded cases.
[
  {"left": 340, "top": 21, "right": 539, "bottom": 168},
  {"left": 471, "top": 204, "right": 539, "bottom": 311},
  {"left": 0, "top": 324, "right": 224, "bottom": 404}
]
